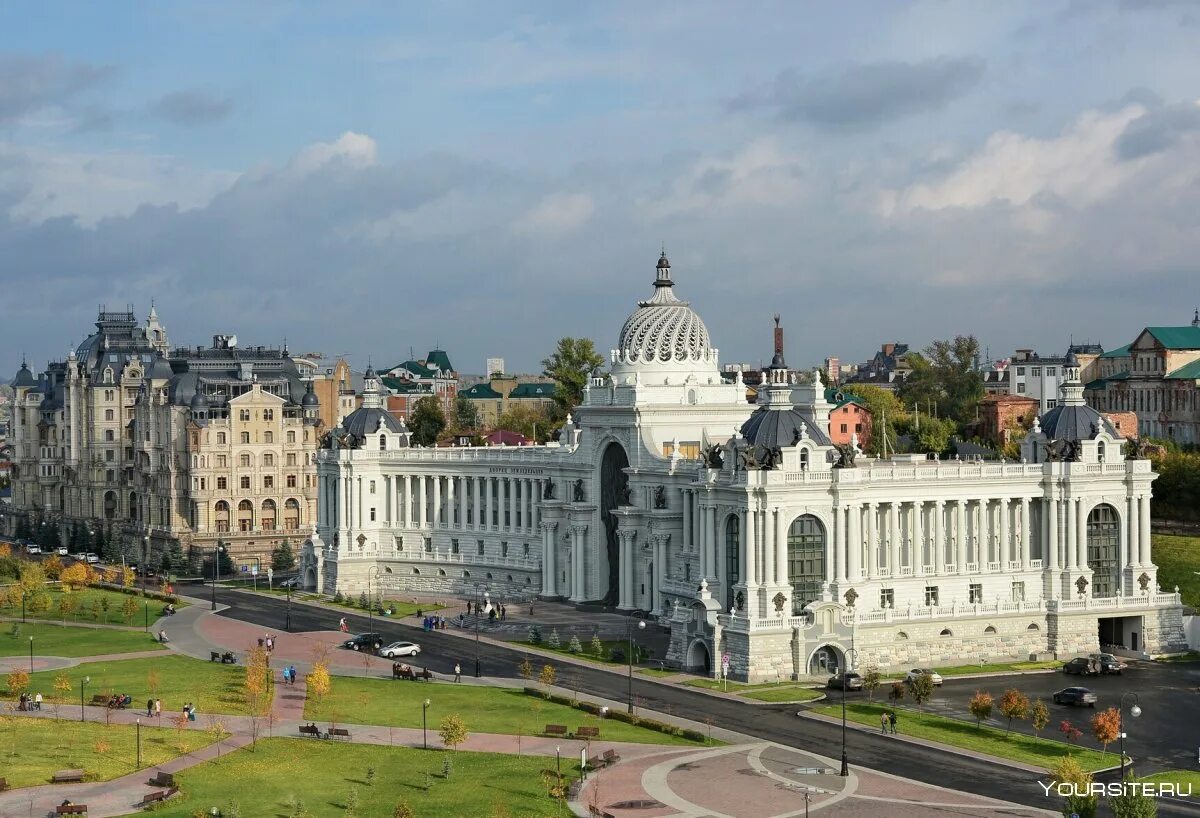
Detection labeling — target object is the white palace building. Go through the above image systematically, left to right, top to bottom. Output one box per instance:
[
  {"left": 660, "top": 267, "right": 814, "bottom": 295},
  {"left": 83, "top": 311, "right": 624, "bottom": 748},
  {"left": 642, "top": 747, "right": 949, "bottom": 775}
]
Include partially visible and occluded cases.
[{"left": 306, "top": 253, "right": 1187, "bottom": 680}]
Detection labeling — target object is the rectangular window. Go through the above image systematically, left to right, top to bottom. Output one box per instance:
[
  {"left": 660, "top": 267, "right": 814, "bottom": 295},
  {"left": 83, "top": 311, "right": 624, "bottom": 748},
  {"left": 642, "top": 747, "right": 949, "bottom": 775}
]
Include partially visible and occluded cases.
[
  {"left": 1016, "top": 367, "right": 1025, "bottom": 376},
  {"left": 1031, "top": 367, "right": 1041, "bottom": 376},
  {"left": 1046, "top": 367, "right": 1056, "bottom": 376},
  {"left": 1017, "top": 383, "right": 1026, "bottom": 393},
  {"left": 1045, "top": 399, "right": 1056, "bottom": 409},
  {"left": 105, "top": 409, "right": 114, "bottom": 421},
  {"left": 239, "top": 409, "right": 250, "bottom": 421},
  {"left": 263, "top": 409, "right": 274, "bottom": 421},
  {"left": 840, "top": 423, "right": 847, "bottom": 433},
  {"left": 854, "top": 423, "right": 862, "bottom": 433},
  {"left": 264, "top": 431, "right": 273, "bottom": 444},
  {"left": 287, "top": 431, "right": 296, "bottom": 444},
  {"left": 217, "top": 432, "right": 226, "bottom": 444},
  {"left": 240, "top": 432, "right": 250, "bottom": 444},
  {"left": 105, "top": 449, "right": 114, "bottom": 461},
  {"left": 263, "top": 453, "right": 274, "bottom": 466},
  {"left": 286, "top": 453, "right": 297, "bottom": 466},
  {"left": 240, "top": 454, "right": 251, "bottom": 467},
  {"left": 217, "top": 455, "right": 227, "bottom": 467},
  {"left": 287, "top": 474, "right": 297, "bottom": 488},
  {"left": 240, "top": 476, "right": 251, "bottom": 490},
  {"left": 264, "top": 476, "right": 274, "bottom": 489},
  {"left": 200, "top": 477, "right": 207, "bottom": 490},
  {"left": 217, "top": 477, "right": 227, "bottom": 490},
  {"left": 370, "top": 480, "right": 376, "bottom": 493},
  {"left": 370, "top": 507, "right": 376, "bottom": 521},
  {"left": 424, "top": 538, "right": 432, "bottom": 553},
  {"left": 451, "top": 538, "right": 459, "bottom": 554},
  {"left": 477, "top": 539, "right": 485, "bottom": 555},
  {"left": 501, "top": 541, "right": 509, "bottom": 557},
  {"left": 523, "top": 542, "right": 530, "bottom": 556},
  {"left": 1011, "top": 581, "right": 1025, "bottom": 602},
  {"left": 969, "top": 583, "right": 983, "bottom": 604},
  {"left": 924, "top": 586, "right": 939, "bottom": 607},
  {"left": 880, "top": 588, "right": 894, "bottom": 609}
]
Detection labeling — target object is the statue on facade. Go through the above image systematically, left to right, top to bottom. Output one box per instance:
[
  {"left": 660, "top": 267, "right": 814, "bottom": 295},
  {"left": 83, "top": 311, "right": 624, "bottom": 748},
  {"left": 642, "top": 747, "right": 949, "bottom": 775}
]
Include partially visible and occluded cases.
[
  {"left": 1044, "top": 438, "right": 1078, "bottom": 462},
  {"left": 833, "top": 442, "right": 858, "bottom": 468},
  {"left": 702, "top": 443, "right": 724, "bottom": 470},
  {"left": 759, "top": 445, "right": 783, "bottom": 470},
  {"left": 738, "top": 446, "right": 760, "bottom": 470},
  {"left": 572, "top": 478, "right": 586, "bottom": 503},
  {"left": 543, "top": 481, "right": 555, "bottom": 500},
  {"left": 618, "top": 484, "right": 633, "bottom": 506},
  {"left": 653, "top": 485, "right": 668, "bottom": 509}
]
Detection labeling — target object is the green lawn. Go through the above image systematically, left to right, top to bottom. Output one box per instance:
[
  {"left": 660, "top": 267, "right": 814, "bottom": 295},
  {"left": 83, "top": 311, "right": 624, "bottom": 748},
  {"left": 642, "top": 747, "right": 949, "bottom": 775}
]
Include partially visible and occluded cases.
[
  {"left": 1152, "top": 534, "right": 1200, "bottom": 609},
  {"left": 0, "top": 585, "right": 181, "bottom": 627},
  {"left": 0, "top": 621, "right": 164, "bottom": 657},
  {"left": 521, "top": 638, "right": 644, "bottom": 668},
  {"left": 1155, "top": 651, "right": 1200, "bottom": 663},
  {"left": 6, "top": 655, "right": 261, "bottom": 716},
  {"left": 931, "top": 660, "right": 1061, "bottom": 676},
  {"left": 637, "top": 667, "right": 679, "bottom": 678},
  {"left": 305, "top": 677, "right": 701, "bottom": 746},
  {"left": 739, "top": 686, "right": 823, "bottom": 703},
  {"left": 811, "top": 702, "right": 1115, "bottom": 772},
  {"left": 0, "top": 715, "right": 216, "bottom": 788},
  {"left": 144, "top": 738, "right": 574, "bottom": 817},
  {"left": 1140, "top": 770, "right": 1200, "bottom": 789}
]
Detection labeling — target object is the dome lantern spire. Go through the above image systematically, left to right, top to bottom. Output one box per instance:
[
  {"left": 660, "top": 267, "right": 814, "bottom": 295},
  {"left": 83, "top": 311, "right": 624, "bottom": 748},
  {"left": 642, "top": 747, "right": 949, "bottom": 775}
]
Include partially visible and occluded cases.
[{"left": 654, "top": 248, "right": 673, "bottom": 289}]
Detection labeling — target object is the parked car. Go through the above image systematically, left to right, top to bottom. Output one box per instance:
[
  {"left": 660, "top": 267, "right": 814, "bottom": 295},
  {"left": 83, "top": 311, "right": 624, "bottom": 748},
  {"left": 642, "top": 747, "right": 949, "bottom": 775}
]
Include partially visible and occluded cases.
[
  {"left": 24, "top": 543, "right": 42, "bottom": 555},
  {"left": 55, "top": 546, "right": 69, "bottom": 557},
  {"left": 84, "top": 552, "right": 100, "bottom": 564},
  {"left": 280, "top": 577, "right": 300, "bottom": 588},
  {"left": 342, "top": 633, "right": 384, "bottom": 652},
  {"left": 379, "top": 641, "right": 421, "bottom": 658},
  {"left": 1089, "top": 653, "right": 1127, "bottom": 675},
  {"left": 1062, "top": 657, "right": 1099, "bottom": 676},
  {"left": 905, "top": 668, "right": 943, "bottom": 686},
  {"left": 827, "top": 672, "right": 864, "bottom": 691},
  {"left": 1053, "top": 687, "right": 1098, "bottom": 707}
]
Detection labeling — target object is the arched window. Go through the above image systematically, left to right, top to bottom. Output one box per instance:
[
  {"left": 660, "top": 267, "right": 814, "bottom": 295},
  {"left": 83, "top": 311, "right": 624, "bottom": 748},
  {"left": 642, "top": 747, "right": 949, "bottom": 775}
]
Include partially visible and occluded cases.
[
  {"left": 380, "top": 434, "right": 387, "bottom": 450},
  {"left": 1097, "top": 441, "right": 1106, "bottom": 463},
  {"left": 800, "top": 449, "right": 810, "bottom": 471},
  {"left": 284, "top": 498, "right": 300, "bottom": 531},
  {"left": 237, "top": 499, "right": 254, "bottom": 532},
  {"left": 261, "top": 499, "right": 277, "bottom": 531},
  {"left": 214, "top": 500, "right": 230, "bottom": 532},
  {"left": 1087, "top": 504, "right": 1120, "bottom": 598},
  {"left": 725, "top": 514, "right": 740, "bottom": 610},
  {"left": 786, "top": 515, "right": 826, "bottom": 615},
  {"left": 1027, "top": 623, "right": 1040, "bottom": 631},
  {"left": 983, "top": 625, "right": 997, "bottom": 635},
  {"left": 939, "top": 628, "right": 953, "bottom": 637},
  {"left": 896, "top": 631, "right": 908, "bottom": 640}
]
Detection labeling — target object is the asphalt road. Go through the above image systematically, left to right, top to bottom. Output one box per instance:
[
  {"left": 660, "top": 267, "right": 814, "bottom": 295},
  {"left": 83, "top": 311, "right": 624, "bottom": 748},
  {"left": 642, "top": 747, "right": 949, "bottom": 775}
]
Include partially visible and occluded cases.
[{"left": 196, "top": 583, "right": 1200, "bottom": 817}]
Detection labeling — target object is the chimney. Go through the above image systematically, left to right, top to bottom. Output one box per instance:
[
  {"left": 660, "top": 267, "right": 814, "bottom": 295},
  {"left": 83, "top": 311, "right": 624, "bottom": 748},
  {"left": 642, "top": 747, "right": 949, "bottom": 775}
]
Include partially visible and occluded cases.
[
  {"left": 773, "top": 314, "right": 783, "bottom": 356},
  {"left": 883, "top": 343, "right": 896, "bottom": 356}
]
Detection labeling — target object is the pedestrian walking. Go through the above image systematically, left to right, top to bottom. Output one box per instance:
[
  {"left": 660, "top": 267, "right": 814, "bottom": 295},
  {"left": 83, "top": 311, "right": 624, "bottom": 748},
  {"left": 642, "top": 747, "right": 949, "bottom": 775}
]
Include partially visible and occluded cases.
[
  {"left": 465, "top": 601, "right": 472, "bottom": 616},
  {"left": 500, "top": 605, "right": 506, "bottom": 621},
  {"left": 339, "top": 617, "right": 348, "bottom": 633},
  {"left": 454, "top": 663, "right": 461, "bottom": 683},
  {"left": 34, "top": 691, "right": 42, "bottom": 710},
  {"left": 147, "top": 698, "right": 154, "bottom": 717},
  {"left": 155, "top": 698, "right": 162, "bottom": 718},
  {"left": 188, "top": 703, "right": 197, "bottom": 722},
  {"left": 888, "top": 711, "right": 898, "bottom": 734},
  {"left": 880, "top": 712, "right": 888, "bottom": 734}
]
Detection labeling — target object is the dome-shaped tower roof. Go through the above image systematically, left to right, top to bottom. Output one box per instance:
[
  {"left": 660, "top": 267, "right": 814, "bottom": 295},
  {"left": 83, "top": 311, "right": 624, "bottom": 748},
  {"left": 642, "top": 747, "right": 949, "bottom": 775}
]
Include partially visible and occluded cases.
[
  {"left": 614, "top": 251, "right": 714, "bottom": 369},
  {"left": 11, "top": 358, "right": 36, "bottom": 388},
  {"left": 301, "top": 380, "right": 320, "bottom": 408},
  {"left": 189, "top": 391, "right": 209, "bottom": 411}
]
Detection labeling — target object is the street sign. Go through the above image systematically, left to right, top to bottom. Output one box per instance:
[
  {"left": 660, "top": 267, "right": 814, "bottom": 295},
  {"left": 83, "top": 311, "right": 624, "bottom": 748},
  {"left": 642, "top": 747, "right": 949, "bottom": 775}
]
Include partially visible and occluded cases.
[
  {"left": 251, "top": 565, "right": 258, "bottom": 576},
  {"left": 267, "top": 568, "right": 273, "bottom": 581}
]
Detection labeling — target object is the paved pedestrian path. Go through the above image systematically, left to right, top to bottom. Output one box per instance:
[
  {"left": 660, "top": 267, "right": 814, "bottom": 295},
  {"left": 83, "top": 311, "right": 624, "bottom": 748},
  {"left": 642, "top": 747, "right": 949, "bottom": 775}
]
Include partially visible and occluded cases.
[{"left": 0, "top": 648, "right": 171, "bottom": 674}]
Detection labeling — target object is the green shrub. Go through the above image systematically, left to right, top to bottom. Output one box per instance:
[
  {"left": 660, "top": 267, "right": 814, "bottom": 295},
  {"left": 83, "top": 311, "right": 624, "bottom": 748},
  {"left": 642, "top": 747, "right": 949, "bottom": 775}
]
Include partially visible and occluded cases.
[
  {"left": 568, "top": 635, "right": 582, "bottom": 653},
  {"left": 681, "top": 729, "right": 706, "bottom": 742}
]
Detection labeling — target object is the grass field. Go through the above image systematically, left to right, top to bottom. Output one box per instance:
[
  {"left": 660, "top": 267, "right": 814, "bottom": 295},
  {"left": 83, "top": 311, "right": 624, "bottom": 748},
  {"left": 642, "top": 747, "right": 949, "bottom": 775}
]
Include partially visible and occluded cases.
[
  {"left": 1151, "top": 534, "right": 1200, "bottom": 609},
  {"left": 0, "top": 585, "right": 182, "bottom": 627},
  {"left": 0, "top": 621, "right": 164, "bottom": 657},
  {"left": 520, "top": 638, "right": 644, "bottom": 668},
  {"left": 5, "top": 655, "right": 261, "bottom": 716},
  {"left": 931, "top": 660, "right": 1061, "bottom": 676},
  {"left": 304, "top": 677, "right": 702, "bottom": 746},
  {"left": 739, "top": 686, "right": 823, "bottom": 703},
  {"left": 810, "top": 702, "right": 1115, "bottom": 772},
  {"left": 0, "top": 716, "right": 216, "bottom": 788},
  {"left": 144, "top": 738, "right": 575, "bottom": 817},
  {"left": 1140, "top": 770, "right": 1200, "bottom": 789}
]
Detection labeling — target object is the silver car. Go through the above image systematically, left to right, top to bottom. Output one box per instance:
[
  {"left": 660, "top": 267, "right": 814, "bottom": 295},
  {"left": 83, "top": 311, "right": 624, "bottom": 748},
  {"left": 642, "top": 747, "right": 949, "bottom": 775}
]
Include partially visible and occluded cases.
[
  {"left": 379, "top": 641, "right": 421, "bottom": 658},
  {"left": 905, "top": 668, "right": 944, "bottom": 686}
]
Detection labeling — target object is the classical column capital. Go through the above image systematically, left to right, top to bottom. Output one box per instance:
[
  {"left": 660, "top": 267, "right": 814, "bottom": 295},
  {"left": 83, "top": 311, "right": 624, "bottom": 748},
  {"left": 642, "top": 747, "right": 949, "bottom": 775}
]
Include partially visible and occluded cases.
[{"left": 540, "top": 520, "right": 558, "bottom": 533}]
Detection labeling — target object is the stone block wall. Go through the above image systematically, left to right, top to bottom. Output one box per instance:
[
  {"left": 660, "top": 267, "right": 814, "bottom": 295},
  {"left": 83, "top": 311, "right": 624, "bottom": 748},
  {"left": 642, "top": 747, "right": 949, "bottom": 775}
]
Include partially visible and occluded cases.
[
  {"left": 333, "top": 558, "right": 538, "bottom": 603},
  {"left": 1142, "top": 605, "right": 1189, "bottom": 655},
  {"left": 1047, "top": 613, "right": 1098, "bottom": 657},
  {"left": 851, "top": 616, "right": 1052, "bottom": 671}
]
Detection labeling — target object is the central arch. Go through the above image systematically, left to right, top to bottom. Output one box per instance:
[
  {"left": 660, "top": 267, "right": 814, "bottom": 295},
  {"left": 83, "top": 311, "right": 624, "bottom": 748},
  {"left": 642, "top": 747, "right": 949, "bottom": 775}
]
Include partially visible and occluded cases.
[
  {"left": 599, "top": 442, "right": 630, "bottom": 605},
  {"left": 1087, "top": 503, "right": 1120, "bottom": 597},
  {"left": 687, "top": 639, "right": 711, "bottom": 673}
]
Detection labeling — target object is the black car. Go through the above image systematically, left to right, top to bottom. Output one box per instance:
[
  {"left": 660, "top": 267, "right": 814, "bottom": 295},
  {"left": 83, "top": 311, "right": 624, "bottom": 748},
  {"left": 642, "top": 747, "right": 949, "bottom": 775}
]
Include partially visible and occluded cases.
[
  {"left": 342, "top": 633, "right": 383, "bottom": 651},
  {"left": 1062, "top": 657, "right": 1099, "bottom": 676},
  {"left": 827, "top": 672, "right": 864, "bottom": 691},
  {"left": 1053, "top": 687, "right": 1098, "bottom": 707}
]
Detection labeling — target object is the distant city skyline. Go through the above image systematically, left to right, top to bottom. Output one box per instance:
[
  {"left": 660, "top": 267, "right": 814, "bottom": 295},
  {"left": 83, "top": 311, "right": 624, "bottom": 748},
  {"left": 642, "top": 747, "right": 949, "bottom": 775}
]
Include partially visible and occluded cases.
[{"left": 4, "top": 2, "right": 1200, "bottom": 378}]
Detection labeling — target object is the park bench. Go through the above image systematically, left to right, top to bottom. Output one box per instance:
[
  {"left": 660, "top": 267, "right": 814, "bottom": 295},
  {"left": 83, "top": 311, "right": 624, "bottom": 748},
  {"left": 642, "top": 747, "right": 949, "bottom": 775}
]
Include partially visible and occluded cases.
[
  {"left": 209, "top": 651, "right": 236, "bottom": 664},
  {"left": 90, "top": 694, "right": 109, "bottom": 705},
  {"left": 298, "top": 724, "right": 322, "bottom": 738},
  {"left": 543, "top": 724, "right": 569, "bottom": 738},
  {"left": 576, "top": 726, "right": 600, "bottom": 740},
  {"left": 327, "top": 727, "right": 351, "bottom": 741},
  {"left": 602, "top": 749, "right": 620, "bottom": 765},
  {"left": 52, "top": 769, "right": 85, "bottom": 784},
  {"left": 148, "top": 771, "right": 174, "bottom": 788},
  {"left": 0, "top": 776, "right": 8, "bottom": 791},
  {"left": 136, "top": 786, "right": 179, "bottom": 807},
  {"left": 55, "top": 805, "right": 87, "bottom": 816}
]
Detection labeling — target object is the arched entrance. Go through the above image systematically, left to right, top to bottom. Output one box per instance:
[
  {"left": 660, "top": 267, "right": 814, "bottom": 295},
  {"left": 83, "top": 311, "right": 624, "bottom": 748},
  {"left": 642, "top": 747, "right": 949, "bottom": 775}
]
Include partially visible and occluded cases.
[
  {"left": 599, "top": 442, "right": 629, "bottom": 605},
  {"left": 1087, "top": 504, "right": 1120, "bottom": 597},
  {"left": 302, "top": 564, "right": 317, "bottom": 591},
  {"left": 687, "top": 639, "right": 711, "bottom": 673},
  {"left": 808, "top": 644, "right": 843, "bottom": 675}
]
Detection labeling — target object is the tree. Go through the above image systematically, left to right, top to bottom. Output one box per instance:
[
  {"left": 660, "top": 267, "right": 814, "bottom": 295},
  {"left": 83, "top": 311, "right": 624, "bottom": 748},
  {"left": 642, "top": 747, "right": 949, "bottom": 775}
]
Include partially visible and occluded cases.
[
  {"left": 898, "top": 336, "right": 986, "bottom": 427},
  {"left": 541, "top": 337, "right": 604, "bottom": 425},
  {"left": 840, "top": 384, "right": 907, "bottom": 456},
  {"left": 453, "top": 395, "right": 479, "bottom": 432},
  {"left": 409, "top": 396, "right": 446, "bottom": 446},
  {"left": 496, "top": 403, "right": 552, "bottom": 442},
  {"left": 897, "top": 413, "right": 957, "bottom": 455},
  {"left": 271, "top": 540, "right": 296, "bottom": 572},
  {"left": 161, "top": 541, "right": 186, "bottom": 575},
  {"left": 216, "top": 544, "right": 235, "bottom": 577},
  {"left": 43, "top": 555, "right": 64, "bottom": 581},
  {"left": 60, "top": 562, "right": 97, "bottom": 590},
  {"left": 57, "top": 595, "right": 78, "bottom": 622},
  {"left": 121, "top": 596, "right": 139, "bottom": 625},
  {"left": 547, "top": 628, "right": 561, "bottom": 649},
  {"left": 568, "top": 634, "right": 582, "bottom": 654},
  {"left": 590, "top": 635, "right": 604, "bottom": 657},
  {"left": 243, "top": 645, "right": 272, "bottom": 745},
  {"left": 518, "top": 656, "right": 533, "bottom": 680},
  {"left": 307, "top": 661, "right": 332, "bottom": 701},
  {"left": 539, "top": 664, "right": 557, "bottom": 695},
  {"left": 862, "top": 667, "right": 881, "bottom": 702},
  {"left": 6, "top": 668, "right": 29, "bottom": 697},
  {"left": 53, "top": 672, "right": 72, "bottom": 716},
  {"left": 908, "top": 673, "right": 935, "bottom": 709},
  {"left": 887, "top": 682, "right": 905, "bottom": 705},
  {"left": 998, "top": 688, "right": 1030, "bottom": 734},
  {"left": 968, "top": 690, "right": 994, "bottom": 727},
  {"left": 1091, "top": 707, "right": 1121, "bottom": 758},
  {"left": 438, "top": 713, "right": 468, "bottom": 752},
  {"left": 1059, "top": 719, "right": 1083, "bottom": 745},
  {"left": 1050, "top": 754, "right": 1097, "bottom": 818},
  {"left": 1109, "top": 778, "right": 1159, "bottom": 818},
  {"left": 393, "top": 800, "right": 416, "bottom": 818}
]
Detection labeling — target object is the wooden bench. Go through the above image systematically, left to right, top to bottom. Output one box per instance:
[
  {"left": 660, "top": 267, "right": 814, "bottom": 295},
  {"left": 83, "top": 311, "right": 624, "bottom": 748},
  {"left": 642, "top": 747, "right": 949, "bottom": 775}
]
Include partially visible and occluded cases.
[
  {"left": 209, "top": 651, "right": 236, "bottom": 664},
  {"left": 90, "top": 694, "right": 109, "bottom": 705},
  {"left": 298, "top": 724, "right": 322, "bottom": 738},
  {"left": 543, "top": 724, "right": 569, "bottom": 737},
  {"left": 576, "top": 726, "right": 600, "bottom": 740},
  {"left": 327, "top": 727, "right": 351, "bottom": 741},
  {"left": 602, "top": 749, "right": 620, "bottom": 765},
  {"left": 52, "top": 769, "right": 85, "bottom": 784},
  {"left": 148, "top": 771, "right": 174, "bottom": 788},
  {"left": 0, "top": 776, "right": 8, "bottom": 792},
  {"left": 136, "top": 786, "right": 179, "bottom": 808},
  {"left": 55, "top": 805, "right": 87, "bottom": 816}
]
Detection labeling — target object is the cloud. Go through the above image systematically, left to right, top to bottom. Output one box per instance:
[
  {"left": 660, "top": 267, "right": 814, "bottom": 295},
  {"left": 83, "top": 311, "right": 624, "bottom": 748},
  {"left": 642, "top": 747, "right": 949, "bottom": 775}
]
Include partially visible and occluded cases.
[
  {"left": 0, "top": 53, "right": 114, "bottom": 125},
  {"left": 731, "top": 56, "right": 985, "bottom": 131},
  {"left": 148, "top": 89, "right": 234, "bottom": 126},
  {"left": 1115, "top": 100, "right": 1200, "bottom": 159},
  {"left": 288, "top": 131, "right": 378, "bottom": 175},
  {"left": 639, "top": 139, "right": 809, "bottom": 217},
  {"left": 511, "top": 192, "right": 594, "bottom": 237}
]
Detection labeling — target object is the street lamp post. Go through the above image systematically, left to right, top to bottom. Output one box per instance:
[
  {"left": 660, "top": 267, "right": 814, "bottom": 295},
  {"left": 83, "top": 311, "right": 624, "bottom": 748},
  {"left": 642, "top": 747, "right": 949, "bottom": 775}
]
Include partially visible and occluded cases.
[
  {"left": 210, "top": 541, "right": 224, "bottom": 611},
  {"left": 285, "top": 581, "right": 293, "bottom": 632},
  {"left": 473, "top": 584, "right": 489, "bottom": 678},
  {"left": 626, "top": 618, "right": 646, "bottom": 714},
  {"left": 29, "top": 636, "right": 33, "bottom": 674},
  {"left": 839, "top": 648, "right": 859, "bottom": 777},
  {"left": 80, "top": 675, "right": 90, "bottom": 722},
  {"left": 1119, "top": 692, "right": 1142, "bottom": 780},
  {"left": 422, "top": 698, "right": 430, "bottom": 750},
  {"left": 136, "top": 718, "right": 142, "bottom": 768},
  {"left": 556, "top": 745, "right": 561, "bottom": 778}
]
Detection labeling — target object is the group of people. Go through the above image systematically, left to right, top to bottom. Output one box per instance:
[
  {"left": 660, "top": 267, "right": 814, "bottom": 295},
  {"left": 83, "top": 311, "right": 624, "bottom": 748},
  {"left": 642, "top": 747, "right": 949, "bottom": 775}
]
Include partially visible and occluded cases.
[
  {"left": 463, "top": 600, "right": 507, "bottom": 621},
  {"left": 162, "top": 603, "right": 177, "bottom": 616},
  {"left": 421, "top": 615, "right": 446, "bottom": 632},
  {"left": 259, "top": 633, "right": 276, "bottom": 652},
  {"left": 281, "top": 665, "right": 298, "bottom": 685},
  {"left": 17, "top": 692, "right": 42, "bottom": 711},
  {"left": 107, "top": 693, "right": 133, "bottom": 709},
  {"left": 145, "top": 698, "right": 163, "bottom": 717},
  {"left": 182, "top": 702, "right": 198, "bottom": 721},
  {"left": 879, "top": 711, "right": 899, "bottom": 734}
]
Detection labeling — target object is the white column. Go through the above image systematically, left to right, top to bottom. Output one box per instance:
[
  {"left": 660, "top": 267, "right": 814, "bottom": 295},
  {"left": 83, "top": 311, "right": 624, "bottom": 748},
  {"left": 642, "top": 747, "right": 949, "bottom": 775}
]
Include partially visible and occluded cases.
[
  {"left": 383, "top": 475, "right": 391, "bottom": 524},
  {"left": 414, "top": 475, "right": 424, "bottom": 528},
  {"left": 356, "top": 476, "right": 363, "bottom": 532},
  {"left": 446, "top": 477, "right": 456, "bottom": 528},
  {"left": 460, "top": 477, "right": 469, "bottom": 530},
  {"left": 484, "top": 477, "right": 493, "bottom": 531},
  {"left": 508, "top": 479, "right": 517, "bottom": 533},
  {"left": 682, "top": 489, "right": 692, "bottom": 548},
  {"left": 1139, "top": 494, "right": 1152, "bottom": 566},
  {"left": 998, "top": 497, "right": 1009, "bottom": 568},
  {"left": 1020, "top": 497, "right": 1032, "bottom": 569},
  {"left": 1047, "top": 497, "right": 1060, "bottom": 571},
  {"left": 1066, "top": 498, "right": 1078, "bottom": 570},
  {"left": 1077, "top": 498, "right": 1089, "bottom": 572},
  {"left": 955, "top": 500, "right": 967, "bottom": 572},
  {"left": 912, "top": 501, "right": 924, "bottom": 576},
  {"left": 933, "top": 501, "right": 944, "bottom": 575},
  {"left": 847, "top": 502, "right": 861, "bottom": 582},
  {"left": 865, "top": 503, "right": 878, "bottom": 580},
  {"left": 888, "top": 503, "right": 901, "bottom": 577},
  {"left": 744, "top": 504, "right": 758, "bottom": 590},
  {"left": 707, "top": 505, "right": 718, "bottom": 584},
  {"left": 835, "top": 505, "right": 848, "bottom": 583},
  {"left": 775, "top": 507, "right": 788, "bottom": 594},
  {"left": 541, "top": 522, "right": 554, "bottom": 596},
  {"left": 570, "top": 525, "right": 585, "bottom": 602},
  {"left": 618, "top": 530, "right": 633, "bottom": 609},
  {"left": 652, "top": 535, "right": 666, "bottom": 615}
]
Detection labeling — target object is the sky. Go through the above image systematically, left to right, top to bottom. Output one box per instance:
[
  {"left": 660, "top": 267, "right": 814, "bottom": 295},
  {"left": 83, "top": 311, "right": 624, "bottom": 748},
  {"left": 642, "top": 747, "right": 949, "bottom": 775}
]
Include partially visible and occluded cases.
[{"left": 3, "top": 1, "right": 1200, "bottom": 379}]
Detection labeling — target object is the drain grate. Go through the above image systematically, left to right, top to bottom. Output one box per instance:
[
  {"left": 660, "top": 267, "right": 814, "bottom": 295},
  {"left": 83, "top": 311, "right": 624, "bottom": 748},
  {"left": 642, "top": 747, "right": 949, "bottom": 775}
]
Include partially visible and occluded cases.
[{"left": 610, "top": 800, "right": 665, "bottom": 809}]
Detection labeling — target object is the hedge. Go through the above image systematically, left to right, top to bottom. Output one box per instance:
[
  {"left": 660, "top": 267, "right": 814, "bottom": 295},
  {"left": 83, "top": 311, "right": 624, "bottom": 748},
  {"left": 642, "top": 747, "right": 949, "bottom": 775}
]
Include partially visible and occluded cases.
[{"left": 521, "top": 687, "right": 694, "bottom": 740}]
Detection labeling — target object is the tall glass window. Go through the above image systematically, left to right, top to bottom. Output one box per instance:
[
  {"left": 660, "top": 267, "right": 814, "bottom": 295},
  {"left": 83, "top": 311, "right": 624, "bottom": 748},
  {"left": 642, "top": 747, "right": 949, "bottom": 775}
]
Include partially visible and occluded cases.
[
  {"left": 1087, "top": 504, "right": 1120, "bottom": 597},
  {"left": 725, "top": 515, "right": 740, "bottom": 610},
  {"left": 787, "top": 515, "right": 826, "bottom": 614}
]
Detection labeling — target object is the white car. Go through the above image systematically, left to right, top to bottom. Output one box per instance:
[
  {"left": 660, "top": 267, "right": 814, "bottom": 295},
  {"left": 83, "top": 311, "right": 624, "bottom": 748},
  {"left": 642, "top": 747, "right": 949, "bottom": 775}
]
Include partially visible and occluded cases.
[
  {"left": 25, "top": 543, "right": 42, "bottom": 555},
  {"left": 56, "top": 547, "right": 69, "bottom": 556},
  {"left": 84, "top": 552, "right": 101, "bottom": 564},
  {"left": 379, "top": 641, "right": 421, "bottom": 659},
  {"left": 905, "top": 668, "right": 944, "bottom": 686}
]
